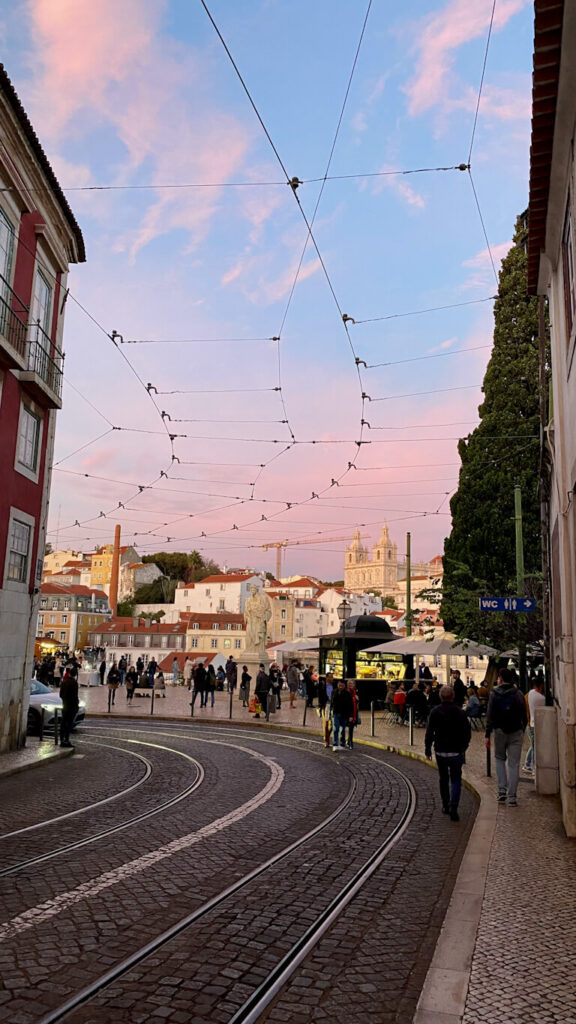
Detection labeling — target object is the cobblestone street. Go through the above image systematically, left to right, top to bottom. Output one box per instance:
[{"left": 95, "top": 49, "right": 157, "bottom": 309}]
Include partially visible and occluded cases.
[{"left": 0, "top": 716, "right": 475, "bottom": 1023}]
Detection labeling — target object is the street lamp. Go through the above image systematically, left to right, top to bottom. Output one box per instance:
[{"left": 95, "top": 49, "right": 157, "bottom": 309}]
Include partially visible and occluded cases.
[{"left": 337, "top": 599, "right": 351, "bottom": 684}]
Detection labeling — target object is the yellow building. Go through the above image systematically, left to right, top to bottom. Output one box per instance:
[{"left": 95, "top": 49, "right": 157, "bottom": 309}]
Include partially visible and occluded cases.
[
  {"left": 90, "top": 544, "right": 139, "bottom": 592},
  {"left": 38, "top": 584, "right": 110, "bottom": 650},
  {"left": 185, "top": 612, "right": 246, "bottom": 655}
]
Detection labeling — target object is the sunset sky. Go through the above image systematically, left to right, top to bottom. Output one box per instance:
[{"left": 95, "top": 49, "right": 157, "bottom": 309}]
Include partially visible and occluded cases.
[{"left": 3, "top": 0, "right": 534, "bottom": 578}]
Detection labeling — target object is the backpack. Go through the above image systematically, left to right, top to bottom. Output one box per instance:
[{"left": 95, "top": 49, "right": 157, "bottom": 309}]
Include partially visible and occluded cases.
[{"left": 494, "top": 687, "right": 523, "bottom": 733}]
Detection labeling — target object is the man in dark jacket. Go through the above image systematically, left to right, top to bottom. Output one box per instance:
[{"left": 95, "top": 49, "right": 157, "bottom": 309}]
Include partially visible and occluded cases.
[
  {"left": 226, "top": 656, "right": 237, "bottom": 693},
  {"left": 191, "top": 661, "right": 207, "bottom": 710},
  {"left": 255, "top": 665, "right": 270, "bottom": 717},
  {"left": 485, "top": 667, "right": 527, "bottom": 806},
  {"left": 59, "top": 669, "right": 79, "bottom": 748},
  {"left": 451, "top": 670, "right": 467, "bottom": 708},
  {"left": 330, "top": 680, "right": 354, "bottom": 750},
  {"left": 405, "top": 681, "right": 429, "bottom": 724},
  {"left": 425, "top": 685, "right": 471, "bottom": 821}
]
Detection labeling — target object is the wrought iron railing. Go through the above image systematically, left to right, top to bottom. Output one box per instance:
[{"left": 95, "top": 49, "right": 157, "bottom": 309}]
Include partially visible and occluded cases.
[
  {"left": 0, "top": 283, "right": 28, "bottom": 360},
  {"left": 27, "top": 322, "right": 64, "bottom": 400}
]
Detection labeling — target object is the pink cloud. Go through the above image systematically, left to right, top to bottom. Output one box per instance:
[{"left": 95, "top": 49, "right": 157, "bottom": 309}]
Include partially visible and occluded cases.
[
  {"left": 25, "top": 0, "right": 254, "bottom": 257},
  {"left": 405, "top": 0, "right": 530, "bottom": 116}
]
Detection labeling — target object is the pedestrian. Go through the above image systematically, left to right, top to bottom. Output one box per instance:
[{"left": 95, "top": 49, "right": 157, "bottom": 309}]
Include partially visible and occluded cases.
[
  {"left": 118, "top": 655, "right": 127, "bottom": 686},
  {"left": 136, "top": 656, "right": 144, "bottom": 676},
  {"left": 183, "top": 656, "right": 193, "bottom": 690},
  {"left": 225, "top": 656, "right": 237, "bottom": 693},
  {"left": 172, "top": 657, "right": 180, "bottom": 686},
  {"left": 99, "top": 658, "right": 106, "bottom": 686},
  {"left": 147, "top": 658, "right": 157, "bottom": 688},
  {"left": 191, "top": 661, "right": 207, "bottom": 710},
  {"left": 287, "top": 661, "right": 299, "bottom": 708},
  {"left": 107, "top": 662, "right": 120, "bottom": 711},
  {"left": 206, "top": 663, "right": 216, "bottom": 707},
  {"left": 269, "top": 663, "right": 281, "bottom": 710},
  {"left": 255, "top": 664, "right": 270, "bottom": 716},
  {"left": 125, "top": 665, "right": 138, "bottom": 701},
  {"left": 216, "top": 665, "right": 226, "bottom": 690},
  {"left": 303, "top": 665, "right": 315, "bottom": 707},
  {"left": 240, "top": 666, "right": 251, "bottom": 707},
  {"left": 59, "top": 667, "right": 79, "bottom": 748},
  {"left": 485, "top": 667, "right": 528, "bottom": 806},
  {"left": 154, "top": 669, "right": 166, "bottom": 699},
  {"left": 451, "top": 670, "right": 466, "bottom": 708},
  {"left": 325, "top": 671, "right": 334, "bottom": 701},
  {"left": 317, "top": 675, "right": 328, "bottom": 712},
  {"left": 523, "top": 676, "right": 545, "bottom": 775},
  {"left": 330, "top": 679, "right": 353, "bottom": 750},
  {"left": 477, "top": 679, "right": 490, "bottom": 708},
  {"left": 347, "top": 680, "right": 360, "bottom": 748},
  {"left": 405, "top": 680, "right": 428, "bottom": 725},
  {"left": 425, "top": 681, "right": 441, "bottom": 710},
  {"left": 393, "top": 682, "right": 407, "bottom": 722},
  {"left": 425, "top": 684, "right": 471, "bottom": 821},
  {"left": 465, "top": 687, "right": 483, "bottom": 720}
]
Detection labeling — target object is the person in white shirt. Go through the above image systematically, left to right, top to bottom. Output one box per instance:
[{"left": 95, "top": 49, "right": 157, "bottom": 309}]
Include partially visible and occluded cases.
[{"left": 524, "top": 677, "right": 545, "bottom": 774}]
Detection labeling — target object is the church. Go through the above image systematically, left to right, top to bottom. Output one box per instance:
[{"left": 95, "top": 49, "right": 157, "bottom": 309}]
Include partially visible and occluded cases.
[{"left": 344, "top": 526, "right": 398, "bottom": 597}]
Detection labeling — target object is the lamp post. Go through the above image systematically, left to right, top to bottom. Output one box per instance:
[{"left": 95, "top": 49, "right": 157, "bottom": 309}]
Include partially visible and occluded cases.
[{"left": 337, "top": 599, "right": 351, "bottom": 684}]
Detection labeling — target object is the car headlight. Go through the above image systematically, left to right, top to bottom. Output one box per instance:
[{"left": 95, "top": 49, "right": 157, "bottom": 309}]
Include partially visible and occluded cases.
[
  {"left": 79, "top": 701, "right": 86, "bottom": 709},
  {"left": 41, "top": 703, "right": 58, "bottom": 712}
]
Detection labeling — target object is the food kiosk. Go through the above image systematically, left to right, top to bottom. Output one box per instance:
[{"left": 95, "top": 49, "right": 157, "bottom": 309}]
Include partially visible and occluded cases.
[{"left": 319, "top": 614, "right": 410, "bottom": 708}]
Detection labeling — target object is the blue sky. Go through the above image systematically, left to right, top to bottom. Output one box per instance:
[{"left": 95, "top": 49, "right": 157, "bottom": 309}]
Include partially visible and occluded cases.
[{"left": 2, "top": 0, "right": 534, "bottom": 578}]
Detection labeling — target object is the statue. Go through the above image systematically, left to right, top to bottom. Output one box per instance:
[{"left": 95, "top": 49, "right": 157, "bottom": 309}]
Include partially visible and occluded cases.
[{"left": 244, "top": 585, "right": 272, "bottom": 652}]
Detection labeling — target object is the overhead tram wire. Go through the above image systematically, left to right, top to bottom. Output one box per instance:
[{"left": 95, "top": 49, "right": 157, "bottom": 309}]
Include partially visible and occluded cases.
[
  {"left": 198, "top": 0, "right": 374, "bottom": 509},
  {"left": 466, "top": 0, "right": 499, "bottom": 287},
  {"left": 0, "top": 164, "right": 469, "bottom": 194},
  {"left": 352, "top": 296, "right": 496, "bottom": 325},
  {"left": 366, "top": 344, "right": 492, "bottom": 369}
]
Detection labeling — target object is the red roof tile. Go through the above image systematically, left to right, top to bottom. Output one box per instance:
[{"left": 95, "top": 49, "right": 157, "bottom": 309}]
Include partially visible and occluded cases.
[
  {"left": 199, "top": 573, "right": 259, "bottom": 584},
  {"left": 41, "top": 583, "right": 109, "bottom": 599}
]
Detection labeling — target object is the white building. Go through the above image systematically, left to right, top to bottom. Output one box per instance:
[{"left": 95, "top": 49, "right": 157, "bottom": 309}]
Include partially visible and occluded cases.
[
  {"left": 528, "top": 0, "right": 576, "bottom": 834},
  {"left": 118, "top": 561, "right": 163, "bottom": 602},
  {"left": 174, "top": 573, "right": 264, "bottom": 616}
]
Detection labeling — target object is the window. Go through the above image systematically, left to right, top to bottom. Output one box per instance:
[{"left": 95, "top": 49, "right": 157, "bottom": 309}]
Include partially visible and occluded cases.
[
  {"left": 562, "top": 196, "right": 576, "bottom": 340},
  {"left": 0, "top": 208, "right": 15, "bottom": 332},
  {"left": 30, "top": 269, "right": 52, "bottom": 337},
  {"left": 17, "top": 406, "right": 41, "bottom": 472},
  {"left": 7, "top": 518, "right": 31, "bottom": 583},
  {"left": 205, "top": 588, "right": 211, "bottom": 596},
  {"left": 183, "top": 590, "right": 188, "bottom": 596},
  {"left": 40, "top": 598, "right": 47, "bottom": 609},
  {"left": 52, "top": 600, "right": 58, "bottom": 609},
  {"left": 64, "top": 600, "right": 70, "bottom": 610},
  {"left": 219, "top": 600, "right": 225, "bottom": 610},
  {"left": 281, "top": 609, "right": 286, "bottom": 620},
  {"left": 38, "top": 614, "right": 44, "bottom": 626},
  {"left": 49, "top": 614, "right": 55, "bottom": 624},
  {"left": 61, "top": 615, "right": 68, "bottom": 624},
  {"left": 192, "top": 622, "right": 199, "bottom": 630},
  {"left": 212, "top": 623, "right": 219, "bottom": 630},
  {"left": 225, "top": 623, "right": 231, "bottom": 631},
  {"left": 281, "top": 625, "right": 286, "bottom": 636},
  {"left": 59, "top": 631, "right": 66, "bottom": 642},
  {"left": 161, "top": 636, "right": 168, "bottom": 648},
  {"left": 191, "top": 637, "right": 198, "bottom": 648},
  {"left": 211, "top": 638, "right": 218, "bottom": 649},
  {"left": 224, "top": 639, "right": 231, "bottom": 648},
  {"left": 234, "top": 639, "right": 241, "bottom": 649}
]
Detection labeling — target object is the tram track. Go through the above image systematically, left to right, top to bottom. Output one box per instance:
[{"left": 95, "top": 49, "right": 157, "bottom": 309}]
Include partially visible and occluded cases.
[
  {"left": 30, "top": 726, "right": 416, "bottom": 1024},
  {"left": 0, "top": 738, "right": 204, "bottom": 877}
]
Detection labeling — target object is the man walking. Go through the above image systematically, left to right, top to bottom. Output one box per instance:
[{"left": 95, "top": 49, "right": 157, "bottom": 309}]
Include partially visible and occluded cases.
[
  {"left": 225, "top": 656, "right": 237, "bottom": 693},
  {"left": 191, "top": 661, "right": 207, "bottom": 710},
  {"left": 287, "top": 662, "right": 299, "bottom": 708},
  {"left": 59, "top": 667, "right": 79, "bottom": 748},
  {"left": 485, "top": 667, "right": 527, "bottom": 806},
  {"left": 451, "top": 670, "right": 467, "bottom": 708},
  {"left": 523, "top": 676, "right": 545, "bottom": 774},
  {"left": 330, "top": 679, "right": 353, "bottom": 751},
  {"left": 425, "top": 685, "right": 471, "bottom": 821}
]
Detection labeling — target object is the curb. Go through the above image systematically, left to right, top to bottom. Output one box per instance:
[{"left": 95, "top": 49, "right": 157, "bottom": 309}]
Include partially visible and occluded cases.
[
  {"left": 85, "top": 709, "right": 491, "bottom": 1021},
  {"left": 0, "top": 745, "right": 74, "bottom": 780}
]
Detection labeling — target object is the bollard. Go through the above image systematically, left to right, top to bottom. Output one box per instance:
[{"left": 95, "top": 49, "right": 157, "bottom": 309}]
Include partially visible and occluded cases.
[
  {"left": 150, "top": 687, "right": 155, "bottom": 715},
  {"left": 229, "top": 687, "right": 233, "bottom": 720},
  {"left": 266, "top": 692, "right": 271, "bottom": 722},
  {"left": 190, "top": 693, "right": 194, "bottom": 717},
  {"left": 370, "top": 701, "right": 375, "bottom": 738},
  {"left": 302, "top": 702, "right": 307, "bottom": 727},
  {"left": 409, "top": 706, "right": 414, "bottom": 747},
  {"left": 39, "top": 707, "right": 45, "bottom": 743},
  {"left": 54, "top": 708, "right": 59, "bottom": 747},
  {"left": 486, "top": 744, "right": 492, "bottom": 778}
]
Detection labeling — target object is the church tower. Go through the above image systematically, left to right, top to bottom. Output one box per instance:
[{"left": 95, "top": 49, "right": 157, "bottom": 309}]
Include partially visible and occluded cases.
[{"left": 344, "top": 524, "right": 398, "bottom": 597}]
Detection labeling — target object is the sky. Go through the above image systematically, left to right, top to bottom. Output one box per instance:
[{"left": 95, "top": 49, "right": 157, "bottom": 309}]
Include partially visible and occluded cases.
[{"left": 3, "top": 0, "right": 535, "bottom": 579}]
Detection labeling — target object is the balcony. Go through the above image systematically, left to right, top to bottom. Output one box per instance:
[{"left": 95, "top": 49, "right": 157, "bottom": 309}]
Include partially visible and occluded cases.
[
  {"left": 0, "top": 282, "right": 29, "bottom": 370},
  {"left": 19, "top": 322, "right": 64, "bottom": 409}
]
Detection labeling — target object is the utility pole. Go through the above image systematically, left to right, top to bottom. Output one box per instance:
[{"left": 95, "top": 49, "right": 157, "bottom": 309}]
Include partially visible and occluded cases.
[
  {"left": 514, "top": 485, "right": 527, "bottom": 691},
  {"left": 406, "top": 532, "right": 412, "bottom": 637}
]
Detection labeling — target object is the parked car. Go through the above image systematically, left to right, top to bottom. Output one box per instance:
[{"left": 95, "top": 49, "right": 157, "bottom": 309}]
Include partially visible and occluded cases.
[{"left": 27, "top": 680, "right": 86, "bottom": 735}]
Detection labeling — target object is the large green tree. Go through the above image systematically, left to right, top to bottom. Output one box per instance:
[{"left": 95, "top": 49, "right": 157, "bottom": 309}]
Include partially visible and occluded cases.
[
  {"left": 441, "top": 213, "right": 543, "bottom": 649},
  {"left": 141, "top": 551, "right": 220, "bottom": 585}
]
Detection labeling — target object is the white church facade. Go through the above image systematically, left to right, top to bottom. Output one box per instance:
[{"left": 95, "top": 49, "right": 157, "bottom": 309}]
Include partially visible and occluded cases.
[{"left": 344, "top": 527, "right": 398, "bottom": 597}]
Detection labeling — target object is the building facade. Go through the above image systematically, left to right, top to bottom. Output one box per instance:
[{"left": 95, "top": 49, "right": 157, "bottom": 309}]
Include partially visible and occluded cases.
[
  {"left": 528, "top": 0, "right": 576, "bottom": 834},
  {"left": 0, "top": 65, "right": 85, "bottom": 751},
  {"left": 344, "top": 526, "right": 398, "bottom": 597},
  {"left": 90, "top": 544, "right": 139, "bottom": 594},
  {"left": 43, "top": 548, "right": 85, "bottom": 575},
  {"left": 118, "top": 560, "right": 163, "bottom": 601},
  {"left": 174, "top": 573, "right": 264, "bottom": 616},
  {"left": 37, "top": 583, "right": 110, "bottom": 650}
]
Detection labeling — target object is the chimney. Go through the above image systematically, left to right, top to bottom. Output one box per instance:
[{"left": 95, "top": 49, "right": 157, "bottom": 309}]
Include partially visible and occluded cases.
[{"left": 108, "top": 524, "right": 121, "bottom": 616}]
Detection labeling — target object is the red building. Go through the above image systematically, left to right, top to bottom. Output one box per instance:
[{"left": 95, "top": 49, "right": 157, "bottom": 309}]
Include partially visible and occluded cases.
[{"left": 0, "top": 64, "right": 85, "bottom": 751}]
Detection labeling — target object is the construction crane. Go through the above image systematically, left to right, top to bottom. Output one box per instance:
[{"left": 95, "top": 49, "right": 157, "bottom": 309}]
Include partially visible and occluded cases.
[{"left": 262, "top": 534, "right": 370, "bottom": 580}]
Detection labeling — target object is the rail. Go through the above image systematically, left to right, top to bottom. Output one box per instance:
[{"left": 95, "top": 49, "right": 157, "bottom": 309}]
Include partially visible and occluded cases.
[{"left": 27, "top": 321, "right": 63, "bottom": 399}]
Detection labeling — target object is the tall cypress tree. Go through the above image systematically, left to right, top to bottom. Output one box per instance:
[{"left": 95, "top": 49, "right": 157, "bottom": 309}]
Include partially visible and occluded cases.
[{"left": 441, "top": 213, "right": 542, "bottom": 647}]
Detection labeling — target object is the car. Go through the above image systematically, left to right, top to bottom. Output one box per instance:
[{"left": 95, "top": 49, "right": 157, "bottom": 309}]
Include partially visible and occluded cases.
[{"left": 27, "top": 680, "right": 86, "bottom": 735}]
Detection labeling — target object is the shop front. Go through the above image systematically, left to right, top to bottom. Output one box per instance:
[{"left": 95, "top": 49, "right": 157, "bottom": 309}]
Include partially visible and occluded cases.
[{"left": 319, "top": 614, "right": 407, "bottom": 708}]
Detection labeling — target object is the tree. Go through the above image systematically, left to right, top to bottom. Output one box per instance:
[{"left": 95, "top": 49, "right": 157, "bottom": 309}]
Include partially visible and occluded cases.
[
  {"left": 441, "top": 212, "right": 543, "bottom": 649},
  {"left": 141, "top": 551, "right": 220, "bottom": 585},
  {"left": 321, "top": 580, "right": 344, "bottom": 588},
  {"left": 381, "top": 595, "right": 398, "bottom": 609}
]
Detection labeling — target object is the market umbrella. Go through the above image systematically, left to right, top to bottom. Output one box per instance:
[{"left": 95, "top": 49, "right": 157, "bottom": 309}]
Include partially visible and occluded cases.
[
  {"left": 365, "top": 631, "right": 496, "bottom": 658},
  {"left": 269, "top": 637, "right": 321, "bottom": 653}
]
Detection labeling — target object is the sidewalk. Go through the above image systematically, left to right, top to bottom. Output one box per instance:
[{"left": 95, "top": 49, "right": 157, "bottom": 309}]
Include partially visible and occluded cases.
[
  {"left": 82, "top": 684, "right": 576, "bottom": 1022},
  {"left": 0, "top": 740, "right": 72, "bottom": 779}
]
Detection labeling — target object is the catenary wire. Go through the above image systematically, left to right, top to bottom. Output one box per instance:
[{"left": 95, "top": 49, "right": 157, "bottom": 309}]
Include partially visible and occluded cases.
[{"left": 468, "top": 0, "right": 497, "bottom": 164}]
